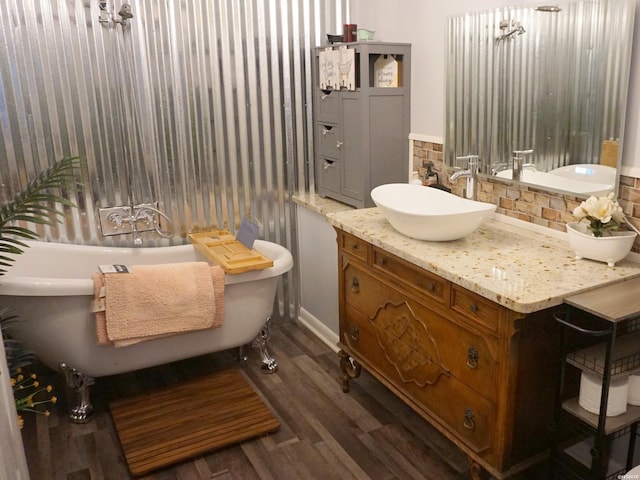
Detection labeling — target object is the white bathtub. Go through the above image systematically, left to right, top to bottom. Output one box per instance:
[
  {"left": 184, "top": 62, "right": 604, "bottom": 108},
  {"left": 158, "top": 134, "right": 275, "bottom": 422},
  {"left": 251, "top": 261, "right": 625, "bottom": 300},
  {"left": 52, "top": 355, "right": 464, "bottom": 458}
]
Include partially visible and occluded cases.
[{"left": 0, "top": 240, "right": 293, "bottom": 421}]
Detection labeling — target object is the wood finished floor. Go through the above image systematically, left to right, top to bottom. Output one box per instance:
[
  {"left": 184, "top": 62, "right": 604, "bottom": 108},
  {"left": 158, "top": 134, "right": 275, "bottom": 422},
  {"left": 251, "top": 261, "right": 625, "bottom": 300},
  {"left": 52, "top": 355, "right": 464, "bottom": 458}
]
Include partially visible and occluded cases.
[{"left": 20, "top": 320, "right": 549, "bottom": 480}]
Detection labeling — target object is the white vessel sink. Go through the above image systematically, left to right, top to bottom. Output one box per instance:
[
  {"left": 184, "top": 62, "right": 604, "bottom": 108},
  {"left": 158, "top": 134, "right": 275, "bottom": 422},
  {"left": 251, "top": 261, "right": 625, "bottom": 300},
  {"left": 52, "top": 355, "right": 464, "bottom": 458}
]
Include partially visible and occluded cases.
[
  {"left": 496, "top": 168, "right": 613, "bottom": 196},
  {"left": 370, "top": 183, "right": 496, "bottom": 241}
]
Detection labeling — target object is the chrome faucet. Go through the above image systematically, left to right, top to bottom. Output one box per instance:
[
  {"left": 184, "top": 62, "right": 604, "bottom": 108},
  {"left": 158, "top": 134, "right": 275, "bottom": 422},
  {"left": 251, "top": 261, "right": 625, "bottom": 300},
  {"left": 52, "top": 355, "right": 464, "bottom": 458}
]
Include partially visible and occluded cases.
[
  {"left": 512, "top": 149, "right": 533, "bottom": 181},
  {"left": 450, "top": 155, "right": 480, "bottom": 200}
]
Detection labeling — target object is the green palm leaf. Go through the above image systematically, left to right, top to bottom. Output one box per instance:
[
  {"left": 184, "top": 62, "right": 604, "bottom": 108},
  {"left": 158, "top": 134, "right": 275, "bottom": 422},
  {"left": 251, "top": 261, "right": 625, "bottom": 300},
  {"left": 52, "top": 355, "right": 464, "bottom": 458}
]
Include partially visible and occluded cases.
[
  {"left": 0, "top": 156, "right": 84, "bottom": 275},
  {"left": 0, "top": 308, "right": 35, "bottom": 375}
]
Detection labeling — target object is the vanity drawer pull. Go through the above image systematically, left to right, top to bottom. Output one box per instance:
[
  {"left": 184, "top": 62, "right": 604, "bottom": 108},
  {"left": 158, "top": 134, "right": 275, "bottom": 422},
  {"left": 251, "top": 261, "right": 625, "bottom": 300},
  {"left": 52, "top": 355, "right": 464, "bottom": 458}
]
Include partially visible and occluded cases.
[
  {"left": 351, "top": 276, "right": 360, "bottom": 294},
  {"left": 425, "top": 282, "right": 435, "bottom": 292},
  {"left": 469, "top": 303, "right": 478, "bottom": 313},
  {"left": 350, "top": 326, "right": 360, "bottom": 341},
  {"left": 466, "top": 347, "right": 479, "bottom": 369},
  {"left": 463, "top": 408, "right": 475, "bottom": 430}
]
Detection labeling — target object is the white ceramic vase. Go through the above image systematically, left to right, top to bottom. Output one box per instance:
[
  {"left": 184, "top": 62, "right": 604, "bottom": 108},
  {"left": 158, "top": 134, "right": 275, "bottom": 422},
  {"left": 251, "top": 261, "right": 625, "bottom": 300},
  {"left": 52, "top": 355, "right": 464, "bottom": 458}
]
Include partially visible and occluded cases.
[{"left": 566, "top": 222, "right": 637, "bottom": 267}]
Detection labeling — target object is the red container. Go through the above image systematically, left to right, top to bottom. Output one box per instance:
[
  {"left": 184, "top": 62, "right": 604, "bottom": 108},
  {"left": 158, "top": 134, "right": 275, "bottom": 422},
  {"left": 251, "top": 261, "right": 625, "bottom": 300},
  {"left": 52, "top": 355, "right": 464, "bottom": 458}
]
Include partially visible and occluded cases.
[{"left": 343, "top": 24, "right": 357, "bottom": 42}]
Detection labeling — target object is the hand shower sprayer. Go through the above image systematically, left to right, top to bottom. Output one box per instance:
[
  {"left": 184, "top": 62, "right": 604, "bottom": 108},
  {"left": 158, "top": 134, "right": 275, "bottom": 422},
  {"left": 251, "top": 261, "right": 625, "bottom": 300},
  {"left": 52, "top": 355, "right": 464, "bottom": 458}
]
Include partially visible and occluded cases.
[
  {"left": 116, "top": 3, "right": 134, "bottom": 25},
  {"left": 118, "top": 4, "right": 134, "bottom": 20}
]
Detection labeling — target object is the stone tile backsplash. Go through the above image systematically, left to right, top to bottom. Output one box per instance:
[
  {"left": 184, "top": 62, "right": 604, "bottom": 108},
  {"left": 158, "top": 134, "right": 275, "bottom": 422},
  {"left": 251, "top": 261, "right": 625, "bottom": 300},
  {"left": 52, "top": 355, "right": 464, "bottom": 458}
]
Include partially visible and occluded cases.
[{"left": 413, "top": 139, "right": 640, "bottom": 253}]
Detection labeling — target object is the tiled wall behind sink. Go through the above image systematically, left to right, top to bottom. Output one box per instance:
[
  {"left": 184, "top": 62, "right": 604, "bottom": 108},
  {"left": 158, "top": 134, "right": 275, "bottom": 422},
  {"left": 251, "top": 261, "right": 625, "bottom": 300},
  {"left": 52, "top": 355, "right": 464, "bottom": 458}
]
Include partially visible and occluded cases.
[{"left": 413, "top": 140, "right": 640, "bottom": 253}]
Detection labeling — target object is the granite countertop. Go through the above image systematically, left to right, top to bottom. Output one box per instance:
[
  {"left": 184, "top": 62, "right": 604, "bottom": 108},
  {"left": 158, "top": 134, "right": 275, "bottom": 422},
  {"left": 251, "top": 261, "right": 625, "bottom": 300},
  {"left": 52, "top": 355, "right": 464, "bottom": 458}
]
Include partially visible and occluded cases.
[
  {"left": 292, "top": 193, "right": 355, "bottom": 216},
  {"left": 322, "top": 205, "right": 640, "bottom": 314}
]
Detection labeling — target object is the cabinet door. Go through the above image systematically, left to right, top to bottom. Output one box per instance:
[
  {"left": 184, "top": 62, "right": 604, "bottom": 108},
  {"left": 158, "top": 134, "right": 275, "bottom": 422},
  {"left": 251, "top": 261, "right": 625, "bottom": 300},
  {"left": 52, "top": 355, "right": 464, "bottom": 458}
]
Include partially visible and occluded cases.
[
  {"left": 369, "top": 95, "right": 408, "bottom": 187},
  {"left": 340, "top": 97, "right": 363, "bottom": 200}
]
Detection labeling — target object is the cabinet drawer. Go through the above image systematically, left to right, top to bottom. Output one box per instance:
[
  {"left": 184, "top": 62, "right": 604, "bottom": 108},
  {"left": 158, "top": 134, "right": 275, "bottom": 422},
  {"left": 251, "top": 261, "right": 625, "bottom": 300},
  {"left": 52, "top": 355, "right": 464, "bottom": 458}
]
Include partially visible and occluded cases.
[
  {"left": 316, "top": 89, "right": 339, "bottom": 122},
  {"left": 317, "top": 124, "right": 341, "bottom": 159},
  {"left": 317, "top": 157, "right": 340, "bottom": 192},
  {"left": 340, "top": 232, "right": 368, "bottom": 262},
  {"left": 372, "top": 247, "right": 449, "bottom": 305},
  {"left": 343, "top": 264, "right": 498, "bottom": 400},
  {"left": 452, "top": 285, "right": 500, "bottom": 332},
  {"left": 343, "top": 305, "right": 494, "bottom": 454}
]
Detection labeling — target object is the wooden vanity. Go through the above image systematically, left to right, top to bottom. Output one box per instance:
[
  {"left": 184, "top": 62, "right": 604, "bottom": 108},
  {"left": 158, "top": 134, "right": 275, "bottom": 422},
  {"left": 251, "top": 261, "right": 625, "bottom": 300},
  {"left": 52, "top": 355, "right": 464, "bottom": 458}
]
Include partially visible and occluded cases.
[{"left": 326, "top": 208, "right": 640, "bottom": 479}]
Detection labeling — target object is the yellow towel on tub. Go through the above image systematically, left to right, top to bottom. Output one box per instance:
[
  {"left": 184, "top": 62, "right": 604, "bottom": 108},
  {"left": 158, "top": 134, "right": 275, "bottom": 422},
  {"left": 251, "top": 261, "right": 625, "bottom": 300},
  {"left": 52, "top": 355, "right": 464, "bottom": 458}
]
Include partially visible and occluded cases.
[{"left": 92, "top": 262, "right": 225, "bottom": 347}]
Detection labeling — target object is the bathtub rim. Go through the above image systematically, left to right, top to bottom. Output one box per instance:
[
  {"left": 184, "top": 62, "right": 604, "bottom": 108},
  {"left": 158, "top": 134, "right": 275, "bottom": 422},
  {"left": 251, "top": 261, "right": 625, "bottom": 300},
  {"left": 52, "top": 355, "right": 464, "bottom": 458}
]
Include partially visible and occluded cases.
[{"left": 0, "top": 239, "right": 293, "bottom": 297}]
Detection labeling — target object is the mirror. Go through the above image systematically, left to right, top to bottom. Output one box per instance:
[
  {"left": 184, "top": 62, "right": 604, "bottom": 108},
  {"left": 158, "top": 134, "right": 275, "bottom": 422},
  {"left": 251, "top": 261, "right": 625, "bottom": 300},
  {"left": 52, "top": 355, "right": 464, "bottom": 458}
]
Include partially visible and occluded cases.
[{"left": 444, "top": 0, "right": 636, "bottom": 197}]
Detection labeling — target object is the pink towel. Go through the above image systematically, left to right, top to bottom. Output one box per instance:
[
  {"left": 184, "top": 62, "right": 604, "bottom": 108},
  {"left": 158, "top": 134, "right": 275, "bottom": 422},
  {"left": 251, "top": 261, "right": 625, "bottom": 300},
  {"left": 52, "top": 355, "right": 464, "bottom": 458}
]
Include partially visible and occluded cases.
[{"left": 92, "top": 262, "right": 225, "bottom": 347}]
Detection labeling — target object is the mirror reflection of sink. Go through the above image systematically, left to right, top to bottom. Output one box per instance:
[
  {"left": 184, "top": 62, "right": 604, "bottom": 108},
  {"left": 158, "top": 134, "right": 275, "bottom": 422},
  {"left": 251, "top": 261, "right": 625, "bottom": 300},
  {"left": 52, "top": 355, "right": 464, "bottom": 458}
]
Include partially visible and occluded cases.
[
  {"left": 548, "top": 164, "right": 616, "bottom": 185},
  {"left": 496, "top": 168, "right": 613, "bottom": 197},
  {"left": 370, "top": 183, "right": 497, "bottom": 241}
]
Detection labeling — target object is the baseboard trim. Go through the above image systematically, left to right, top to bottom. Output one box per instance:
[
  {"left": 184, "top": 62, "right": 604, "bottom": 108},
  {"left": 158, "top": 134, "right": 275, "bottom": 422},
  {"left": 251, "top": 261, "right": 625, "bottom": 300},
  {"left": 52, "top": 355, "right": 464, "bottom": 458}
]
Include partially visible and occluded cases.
[{"left": 297, "top": 308, "right": 340, "bottom": 353}]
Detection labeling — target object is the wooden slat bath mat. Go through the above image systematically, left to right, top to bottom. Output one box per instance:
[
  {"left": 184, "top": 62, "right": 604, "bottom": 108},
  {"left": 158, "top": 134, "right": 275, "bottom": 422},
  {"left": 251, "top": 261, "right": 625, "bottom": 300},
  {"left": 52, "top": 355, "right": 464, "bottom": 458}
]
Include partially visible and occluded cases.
[{"left": 109, "top": 369, "right": 280, "bottom": 476}]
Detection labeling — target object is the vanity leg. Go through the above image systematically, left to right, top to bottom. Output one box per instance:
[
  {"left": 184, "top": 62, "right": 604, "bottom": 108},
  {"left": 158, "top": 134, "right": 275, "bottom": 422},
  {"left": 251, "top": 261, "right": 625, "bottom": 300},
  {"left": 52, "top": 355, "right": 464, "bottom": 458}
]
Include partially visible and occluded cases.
[
  {"left": 338, "top": 350, "right": 361, "bottom": 393},
  {"left": 468, "top": 458, "right": 492, "bottom": 480}
]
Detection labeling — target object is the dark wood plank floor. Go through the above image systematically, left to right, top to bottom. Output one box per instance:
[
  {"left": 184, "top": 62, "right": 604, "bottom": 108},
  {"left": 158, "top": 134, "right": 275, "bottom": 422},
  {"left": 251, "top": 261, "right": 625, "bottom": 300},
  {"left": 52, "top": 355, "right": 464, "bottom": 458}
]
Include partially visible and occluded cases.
[{"left": 20, "top": 320, "right": 549, "bottom": 480}]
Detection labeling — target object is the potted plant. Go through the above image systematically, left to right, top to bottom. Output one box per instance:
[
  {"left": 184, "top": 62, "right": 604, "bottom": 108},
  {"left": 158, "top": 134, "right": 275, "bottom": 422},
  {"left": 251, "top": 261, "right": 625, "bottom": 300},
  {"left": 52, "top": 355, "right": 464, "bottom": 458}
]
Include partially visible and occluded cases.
[
  {"left": 0, "top": 156, "right": 84, "bottom": 425},
  {"left": 567, "top": 193, "right": 637, "bottom": 267}
]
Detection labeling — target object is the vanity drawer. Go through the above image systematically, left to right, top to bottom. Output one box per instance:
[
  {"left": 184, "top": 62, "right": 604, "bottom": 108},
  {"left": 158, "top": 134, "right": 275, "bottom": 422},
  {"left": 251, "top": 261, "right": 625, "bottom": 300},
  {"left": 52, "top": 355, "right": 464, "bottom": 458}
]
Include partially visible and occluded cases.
[
  {"left": 317, "top": 124, "right": 341, "bottom": 159},
  {"left": 339, "top": 232, "right": 369, "bottom": 262},
  {"left": 372, "top": 247, "right": 449, "bottom": 305},
  {"left": 343, "top": 264, "right": 498, "bottom": 400},
  {"left": 452, "top": 285, "right": 500, "bottom": 333},
  {"left": 342, "top": 304, "right": 494, "bottom": 454}
]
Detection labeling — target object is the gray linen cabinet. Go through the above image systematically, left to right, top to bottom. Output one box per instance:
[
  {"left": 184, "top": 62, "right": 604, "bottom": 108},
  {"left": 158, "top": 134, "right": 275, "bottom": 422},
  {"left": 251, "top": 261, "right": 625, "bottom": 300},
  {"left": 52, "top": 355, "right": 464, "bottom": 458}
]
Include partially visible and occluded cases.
[{"left": 313, "top": 42, "right": 411, "bottom": 208}]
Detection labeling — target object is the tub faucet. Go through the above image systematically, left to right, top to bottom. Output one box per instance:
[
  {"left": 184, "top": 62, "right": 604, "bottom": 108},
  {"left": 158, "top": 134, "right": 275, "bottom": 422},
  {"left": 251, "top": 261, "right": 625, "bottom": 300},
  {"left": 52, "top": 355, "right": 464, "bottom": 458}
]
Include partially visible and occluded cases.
[
  {"left": 512, "top": 149, "right": 533, "bottom": 181},
  {"left": 450, "top": 155, "right": 480, "bottom": 200}
]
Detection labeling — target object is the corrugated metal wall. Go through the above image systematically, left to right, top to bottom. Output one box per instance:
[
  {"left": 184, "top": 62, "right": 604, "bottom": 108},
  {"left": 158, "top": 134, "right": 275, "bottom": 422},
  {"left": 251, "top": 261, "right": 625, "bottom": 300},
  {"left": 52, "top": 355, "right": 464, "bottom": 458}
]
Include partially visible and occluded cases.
[{"left": 0, "top": 0, "right": 349, "bottom": 321}]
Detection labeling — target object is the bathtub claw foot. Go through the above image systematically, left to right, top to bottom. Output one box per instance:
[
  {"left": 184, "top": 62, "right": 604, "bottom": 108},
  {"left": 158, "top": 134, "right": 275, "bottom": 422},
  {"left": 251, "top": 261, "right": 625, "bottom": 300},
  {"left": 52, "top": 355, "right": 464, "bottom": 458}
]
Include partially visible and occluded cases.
[
  {"left": 251, "top": 318, "right": 278, "bottom": 374},
  {"left": 60, "top": 363, "right": 95, "bottom": 424}
]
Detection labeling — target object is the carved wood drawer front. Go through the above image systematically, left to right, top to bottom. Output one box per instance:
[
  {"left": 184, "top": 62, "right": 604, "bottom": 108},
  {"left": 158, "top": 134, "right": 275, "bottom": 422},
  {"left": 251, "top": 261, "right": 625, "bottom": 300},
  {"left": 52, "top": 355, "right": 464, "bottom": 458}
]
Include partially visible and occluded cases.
[
  {"left": 340, "top": 232, "right": 369, "bottom": 262},
  {"left": 372, "top": 247, "right": 449, "bottom": 305},
  {"left": 343, "top": 264, "right": 498, "bottom": 402},
  {"left": 451, "top": 285, "right": 500, "bottom": 333},
  {"left": 409, "top": 300, "right": 498, "bottom": 402},
  {"left": 343, "top": 304, "right": 494, "bottom": 454}
]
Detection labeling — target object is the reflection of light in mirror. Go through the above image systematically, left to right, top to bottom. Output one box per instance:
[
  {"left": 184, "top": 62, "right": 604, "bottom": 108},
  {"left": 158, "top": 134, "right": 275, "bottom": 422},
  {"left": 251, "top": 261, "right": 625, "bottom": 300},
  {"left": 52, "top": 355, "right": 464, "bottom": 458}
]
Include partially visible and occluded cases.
[{"left": 575, "top": 166, "right": 593, "bottom": 176}]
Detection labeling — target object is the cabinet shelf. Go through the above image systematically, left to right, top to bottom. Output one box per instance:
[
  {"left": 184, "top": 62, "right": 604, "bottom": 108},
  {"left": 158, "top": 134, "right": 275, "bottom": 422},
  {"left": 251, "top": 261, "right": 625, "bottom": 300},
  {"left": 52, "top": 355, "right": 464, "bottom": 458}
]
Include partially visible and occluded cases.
[
  {"left": 551, "top": 281, "right": 640, "bottom": 479},
  {"left": 566, "top": 330, "right": 640, "bottom": 379},
  {"left": 562, "top": 397, "right": 640, "bottom": 435},
  {"left": 558, "top": 429, "right": 640, "bottom": 480}
]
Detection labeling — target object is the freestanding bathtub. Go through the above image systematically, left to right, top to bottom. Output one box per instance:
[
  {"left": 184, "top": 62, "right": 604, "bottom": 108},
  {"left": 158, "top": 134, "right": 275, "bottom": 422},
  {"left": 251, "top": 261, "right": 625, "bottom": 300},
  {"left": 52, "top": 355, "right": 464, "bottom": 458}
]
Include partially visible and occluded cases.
[{"left": 0, "top": 239, "right": 293, "bottom": 422}]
